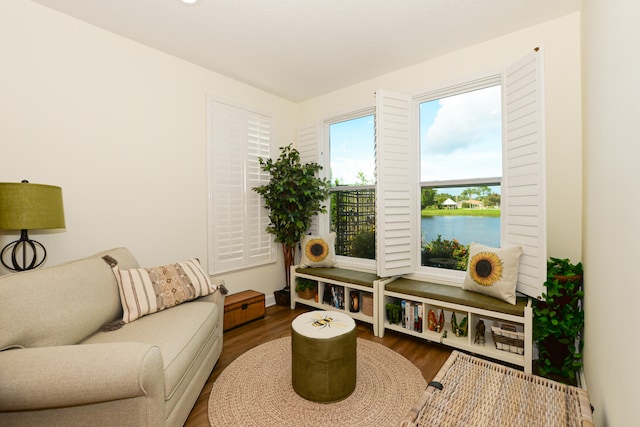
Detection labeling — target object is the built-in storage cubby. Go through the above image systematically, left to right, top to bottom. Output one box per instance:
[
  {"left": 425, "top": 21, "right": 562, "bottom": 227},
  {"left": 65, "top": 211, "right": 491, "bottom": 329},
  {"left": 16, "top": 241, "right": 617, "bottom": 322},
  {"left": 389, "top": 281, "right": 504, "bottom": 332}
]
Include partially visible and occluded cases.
[
  {"left": 290, "top": 266, "right": 378, "bottom": 336},
  {"left": 290, "top": 266, "right": 533, "bottom": 373},
  {"left": 379, "top": 277, "right": 533, "bottom": 373}
]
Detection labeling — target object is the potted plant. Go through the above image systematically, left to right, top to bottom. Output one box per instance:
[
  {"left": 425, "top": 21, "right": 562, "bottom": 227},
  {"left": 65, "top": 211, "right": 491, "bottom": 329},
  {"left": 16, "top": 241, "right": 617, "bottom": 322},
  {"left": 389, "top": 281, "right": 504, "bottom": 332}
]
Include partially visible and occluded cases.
[
  {"left": 253, "top": 144, "right": 330, "bottom": 305},
  {"left": 421, "top": 235, "right": 469, "bottom": 270},
  {"left": 533, "top": 257, "right": 584, "bottom": 385},
  {"left": 295, "top": 277, "right": 317, "bottom": 300}
]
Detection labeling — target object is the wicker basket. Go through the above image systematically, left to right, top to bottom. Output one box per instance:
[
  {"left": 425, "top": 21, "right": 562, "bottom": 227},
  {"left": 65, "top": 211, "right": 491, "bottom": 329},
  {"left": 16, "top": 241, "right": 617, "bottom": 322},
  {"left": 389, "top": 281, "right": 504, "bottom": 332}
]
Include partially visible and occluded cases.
[
  {"left": 297, "top": 287, "right": 316, "bottom": 300},
  {"left": 274, "top": 289, "right": 290, "bottom": 306},
  {"left": 361, "top": 293, "right": 374, "bottom": 316},
  {"left": 491, "top": 324, "right": 525, "bottom": 355}
]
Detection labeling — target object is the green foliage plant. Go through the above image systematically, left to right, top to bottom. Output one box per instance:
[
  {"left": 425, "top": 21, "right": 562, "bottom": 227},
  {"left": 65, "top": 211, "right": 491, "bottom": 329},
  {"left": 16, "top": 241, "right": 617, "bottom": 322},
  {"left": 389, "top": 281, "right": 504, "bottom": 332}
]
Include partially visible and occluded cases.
[
  {"left": 253, "top": 144, "right": 330, "bottom": 289},
  {"left": 351, "top": 229, "right": 376, "bottom": 259},
  {"left": 421, "top": 235, "right": 469, "bottom": 270},
  {"left": 533, "top": 257, "right": 584, "bottom": 385},
  {"left": 295, "top": 277, "right": 317, "bottom": 292},
  {"left": 385, "top": 300, "right": 403, "bottom": 324}
]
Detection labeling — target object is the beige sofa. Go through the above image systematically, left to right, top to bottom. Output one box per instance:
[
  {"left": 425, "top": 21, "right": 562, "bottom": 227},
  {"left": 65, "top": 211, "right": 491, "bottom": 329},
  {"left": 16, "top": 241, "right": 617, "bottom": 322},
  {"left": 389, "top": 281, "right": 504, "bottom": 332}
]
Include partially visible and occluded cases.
[{"left": 0, "top": 247, "right": 225, "bottom": 427}]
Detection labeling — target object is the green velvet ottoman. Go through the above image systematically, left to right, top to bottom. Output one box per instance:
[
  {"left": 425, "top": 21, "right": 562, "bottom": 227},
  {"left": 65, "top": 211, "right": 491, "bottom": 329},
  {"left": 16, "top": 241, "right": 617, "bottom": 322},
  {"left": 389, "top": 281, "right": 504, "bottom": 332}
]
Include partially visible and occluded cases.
[{"left": 291, "top": 310, "right": 357, "bottom": 402}]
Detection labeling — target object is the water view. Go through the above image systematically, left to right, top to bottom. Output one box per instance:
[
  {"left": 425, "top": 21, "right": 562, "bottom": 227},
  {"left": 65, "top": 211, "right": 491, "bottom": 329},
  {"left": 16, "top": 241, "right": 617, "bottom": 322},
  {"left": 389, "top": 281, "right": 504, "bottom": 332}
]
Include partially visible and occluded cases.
[{"left": 421, "top": 215, "right": 500, "bottom": 248}]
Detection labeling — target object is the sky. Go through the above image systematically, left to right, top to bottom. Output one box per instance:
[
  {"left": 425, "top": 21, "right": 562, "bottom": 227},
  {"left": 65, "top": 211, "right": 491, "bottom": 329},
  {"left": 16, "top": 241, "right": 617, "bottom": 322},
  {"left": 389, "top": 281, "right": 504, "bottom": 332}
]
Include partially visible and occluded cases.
[
  {"left": 329, "top": 84, "right": 502, "bottom": 190},
  {"left": 420, "top": 85, "right": 502, "bottom": 182},
  {"left": 329, "top": 114, "right": 376, "bottom": 186}
]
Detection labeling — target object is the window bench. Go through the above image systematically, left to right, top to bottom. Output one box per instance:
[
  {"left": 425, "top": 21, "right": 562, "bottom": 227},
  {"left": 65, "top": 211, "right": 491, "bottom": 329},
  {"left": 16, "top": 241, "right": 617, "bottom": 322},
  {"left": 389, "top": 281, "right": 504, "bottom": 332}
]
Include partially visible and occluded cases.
[
  {"left": 290, "top": 266, "right": 380, "bottom": 336},
  {"left": 290, "top": 266, "right": 533, "bottom": 373},
  {"left": 379, "top": 276, "right": 533, "bottom": 373}
]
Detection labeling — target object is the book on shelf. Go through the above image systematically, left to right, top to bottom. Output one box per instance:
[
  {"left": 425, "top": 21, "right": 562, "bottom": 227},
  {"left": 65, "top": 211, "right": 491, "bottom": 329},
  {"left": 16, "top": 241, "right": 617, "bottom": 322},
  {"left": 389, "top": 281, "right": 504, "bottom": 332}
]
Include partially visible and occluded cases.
[
  {"left": 322, "top": 284, "right": 332, "bottom": 305},
  {"left": 323, "top": 284, "right": 345, "bottom": 309},
  {"left": 333, "top": 285, "right": 345, "bottom": 309},
  {"left": 400, "top": 300, "right": 423, "bottom": 333},
  {"left": 414, "top": 304, "right": 423, "bottom": 333}
]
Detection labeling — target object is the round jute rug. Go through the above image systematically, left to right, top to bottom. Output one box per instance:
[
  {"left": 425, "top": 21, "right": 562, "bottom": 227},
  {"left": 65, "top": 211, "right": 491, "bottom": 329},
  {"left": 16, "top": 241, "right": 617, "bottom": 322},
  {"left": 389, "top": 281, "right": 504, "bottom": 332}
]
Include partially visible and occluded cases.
[{"left": 208, "top": 337, "right": 426, "bottom": 427}]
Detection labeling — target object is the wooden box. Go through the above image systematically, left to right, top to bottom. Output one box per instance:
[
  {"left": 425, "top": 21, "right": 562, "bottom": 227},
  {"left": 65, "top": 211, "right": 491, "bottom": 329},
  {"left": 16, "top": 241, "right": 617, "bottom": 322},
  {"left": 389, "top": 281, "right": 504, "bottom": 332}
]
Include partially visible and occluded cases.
[{"left": 224, "top": 290, "right": 265, "bottom": 331}]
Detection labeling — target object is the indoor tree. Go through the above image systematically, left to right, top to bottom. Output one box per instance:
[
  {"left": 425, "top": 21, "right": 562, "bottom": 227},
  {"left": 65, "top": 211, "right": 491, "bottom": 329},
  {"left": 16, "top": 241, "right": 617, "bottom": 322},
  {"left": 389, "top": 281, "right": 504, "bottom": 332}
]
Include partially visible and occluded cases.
[{"left": 253, "top": 144, "right": 330, "bottom": 293}]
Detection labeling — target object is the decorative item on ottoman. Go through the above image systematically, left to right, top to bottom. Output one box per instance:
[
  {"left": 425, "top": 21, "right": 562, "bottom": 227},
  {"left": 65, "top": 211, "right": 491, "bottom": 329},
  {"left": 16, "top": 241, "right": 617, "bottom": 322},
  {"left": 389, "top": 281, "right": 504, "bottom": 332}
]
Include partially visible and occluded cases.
[
  {"left": 223, "top": 290, "right": 265, "bottom": 331},
  {"left": 291, "top": 310, "right": 357, "bottom": 402}
]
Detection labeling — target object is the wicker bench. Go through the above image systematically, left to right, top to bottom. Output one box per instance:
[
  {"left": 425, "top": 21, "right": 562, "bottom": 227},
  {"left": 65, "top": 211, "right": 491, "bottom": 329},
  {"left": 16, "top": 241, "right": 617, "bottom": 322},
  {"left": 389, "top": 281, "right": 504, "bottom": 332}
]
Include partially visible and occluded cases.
[{"left": 402, "top": 351, "right": 593, "bottom": 427}]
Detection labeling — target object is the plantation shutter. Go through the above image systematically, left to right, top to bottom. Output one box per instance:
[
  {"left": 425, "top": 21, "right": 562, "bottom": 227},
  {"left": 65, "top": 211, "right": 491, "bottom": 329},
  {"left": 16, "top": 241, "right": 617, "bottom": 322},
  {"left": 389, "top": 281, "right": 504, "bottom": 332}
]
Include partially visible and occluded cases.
[
  {"left": 502, "top": 48, "right": 547, "bottom": 299},
  {"left": 375, "top": 90, "right": 416, "bottom": 277},
  {"left": 206, "top": 97, "right": 276, "bottom": 274},
  {"left": 298, "top": 124, "right": 323, "bottom": 236}
]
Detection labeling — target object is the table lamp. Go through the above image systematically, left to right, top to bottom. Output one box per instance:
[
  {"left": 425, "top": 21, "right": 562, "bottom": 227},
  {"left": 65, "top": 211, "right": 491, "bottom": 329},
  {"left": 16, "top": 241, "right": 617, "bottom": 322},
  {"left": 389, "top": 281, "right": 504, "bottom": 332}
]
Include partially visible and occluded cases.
[{"left": 0, "top": 180, "right": 66, "bottom": 271}]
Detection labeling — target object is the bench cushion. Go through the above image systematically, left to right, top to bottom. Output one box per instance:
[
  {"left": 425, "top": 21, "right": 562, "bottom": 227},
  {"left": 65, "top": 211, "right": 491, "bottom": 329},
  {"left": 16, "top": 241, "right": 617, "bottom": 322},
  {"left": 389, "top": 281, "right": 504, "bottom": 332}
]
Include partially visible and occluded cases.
[
  {"left": 295, "top": 267, "right": 379, "bottom": 288},
  {"left": 385, "top": 278, "right": 527, "bottom": 317}
]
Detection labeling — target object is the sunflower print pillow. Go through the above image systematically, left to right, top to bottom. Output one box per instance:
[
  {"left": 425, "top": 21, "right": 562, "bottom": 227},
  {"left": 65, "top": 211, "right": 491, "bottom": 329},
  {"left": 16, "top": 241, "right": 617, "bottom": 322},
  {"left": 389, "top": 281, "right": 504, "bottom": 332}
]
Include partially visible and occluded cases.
[
  {"left": 300, "top": 233, "right": 338, "bottom": 268},
  {"left": 462, "top": 243, "right": 523, "bottom": 305}
]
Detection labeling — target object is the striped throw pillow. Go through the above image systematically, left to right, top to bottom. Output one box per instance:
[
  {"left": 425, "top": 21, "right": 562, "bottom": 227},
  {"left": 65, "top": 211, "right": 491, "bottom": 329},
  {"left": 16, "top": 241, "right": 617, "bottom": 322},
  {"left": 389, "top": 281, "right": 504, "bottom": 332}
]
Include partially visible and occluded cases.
[{"left": 111, "top": 259, "right": 216, "bottom": 323}]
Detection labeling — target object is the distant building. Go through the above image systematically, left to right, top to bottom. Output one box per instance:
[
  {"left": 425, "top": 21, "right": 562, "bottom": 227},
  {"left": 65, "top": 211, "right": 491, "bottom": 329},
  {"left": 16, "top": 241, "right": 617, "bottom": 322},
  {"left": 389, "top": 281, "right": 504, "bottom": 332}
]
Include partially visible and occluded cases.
[
  {"left": 441, "top": 198, "right": 457, "bottom": 209},
  {"left": 460, "top": 199, "right": 483, "bottom": 209}
]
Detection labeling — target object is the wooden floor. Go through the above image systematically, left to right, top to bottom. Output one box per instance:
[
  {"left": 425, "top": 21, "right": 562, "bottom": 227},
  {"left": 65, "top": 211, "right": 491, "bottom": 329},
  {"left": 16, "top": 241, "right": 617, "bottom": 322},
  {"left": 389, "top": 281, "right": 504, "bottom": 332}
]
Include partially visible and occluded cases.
[{"left": 184, "top": 304, "right": 452, "bottom": 426}]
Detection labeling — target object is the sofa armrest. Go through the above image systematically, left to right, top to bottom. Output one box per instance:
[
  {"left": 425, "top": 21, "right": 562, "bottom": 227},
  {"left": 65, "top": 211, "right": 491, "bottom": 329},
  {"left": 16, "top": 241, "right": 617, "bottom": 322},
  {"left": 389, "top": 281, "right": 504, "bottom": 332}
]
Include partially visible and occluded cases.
[
  {"left": 198, "top": 283, "right": 227, "bottom": 325},
  {"left": 0, "top": 342, "right": 164, "bottom": 412}
]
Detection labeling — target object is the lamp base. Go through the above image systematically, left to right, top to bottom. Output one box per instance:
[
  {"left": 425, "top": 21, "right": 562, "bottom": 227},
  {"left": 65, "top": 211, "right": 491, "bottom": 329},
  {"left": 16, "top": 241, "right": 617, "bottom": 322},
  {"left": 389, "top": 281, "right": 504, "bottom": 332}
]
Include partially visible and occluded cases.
[{"left": 0, "top": 230, "right": 47, "bottom": 271}]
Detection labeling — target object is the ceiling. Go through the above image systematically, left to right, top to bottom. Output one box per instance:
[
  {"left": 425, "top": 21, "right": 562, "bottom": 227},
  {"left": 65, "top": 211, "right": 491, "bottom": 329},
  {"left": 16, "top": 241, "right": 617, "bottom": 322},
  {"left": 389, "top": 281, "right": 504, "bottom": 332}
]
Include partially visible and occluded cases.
[{"left": 30, "top": 0, "right": 580, "bottom": 102}]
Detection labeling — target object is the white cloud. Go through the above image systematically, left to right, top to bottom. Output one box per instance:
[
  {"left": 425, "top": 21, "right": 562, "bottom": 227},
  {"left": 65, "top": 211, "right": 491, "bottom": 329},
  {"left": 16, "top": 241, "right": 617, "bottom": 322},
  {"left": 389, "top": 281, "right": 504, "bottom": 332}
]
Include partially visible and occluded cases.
[
  {"left": 421, "top": 85, "right": 501, "bottom": 181},
  {"left": 329, "top": 115, "right": 375, "bottom": 185},
  {"left": 331, "top": 155, "right": 375, "bottom": 185}
]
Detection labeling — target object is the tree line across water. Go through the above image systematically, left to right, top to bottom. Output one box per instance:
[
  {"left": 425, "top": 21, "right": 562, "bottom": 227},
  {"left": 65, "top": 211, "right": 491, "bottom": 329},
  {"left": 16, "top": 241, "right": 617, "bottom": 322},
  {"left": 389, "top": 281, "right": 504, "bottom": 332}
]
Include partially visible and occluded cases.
[{"left": 421, "top": 186, "right": 500, "bottom": 213}]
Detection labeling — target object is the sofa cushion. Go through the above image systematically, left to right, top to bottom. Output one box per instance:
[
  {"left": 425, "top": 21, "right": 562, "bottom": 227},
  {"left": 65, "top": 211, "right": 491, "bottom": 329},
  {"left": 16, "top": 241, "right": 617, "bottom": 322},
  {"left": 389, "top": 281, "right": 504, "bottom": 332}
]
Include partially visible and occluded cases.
[
  {"left": 0, "top": 247, "right": 139, "bottom": 351},
  {"left": 108, "top": 258, "right": 218, "bottom": 323},
  {"left": 82, "top": 300, "right": 220, "bottom": 402}
]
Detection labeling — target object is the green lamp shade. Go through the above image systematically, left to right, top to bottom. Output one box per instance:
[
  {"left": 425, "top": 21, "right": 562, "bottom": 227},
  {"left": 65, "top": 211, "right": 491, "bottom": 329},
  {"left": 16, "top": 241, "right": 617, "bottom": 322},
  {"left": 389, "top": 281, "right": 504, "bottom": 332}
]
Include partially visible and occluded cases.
[{"left": 0, "top": 182, "right": 65, "bottom": 231}]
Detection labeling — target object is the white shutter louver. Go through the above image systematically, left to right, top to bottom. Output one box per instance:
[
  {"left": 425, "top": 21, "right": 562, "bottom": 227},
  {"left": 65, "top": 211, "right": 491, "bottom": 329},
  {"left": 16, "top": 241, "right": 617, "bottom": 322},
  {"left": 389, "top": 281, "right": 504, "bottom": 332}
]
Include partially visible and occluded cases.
[
  {"left": 502, "top": 48, "right": 547, "bottom": 299},
  {"left": 375, "top": 90, "right": 416, "bottom": 277},
  {"left": 207, "top": 97, "right": 276, "bottom": 274},
  {"left": 246, "top": 114, "right": 274, "bottom": 264},
  {"left": 298, "top": 125, "right": 322, "bottom": 236}
]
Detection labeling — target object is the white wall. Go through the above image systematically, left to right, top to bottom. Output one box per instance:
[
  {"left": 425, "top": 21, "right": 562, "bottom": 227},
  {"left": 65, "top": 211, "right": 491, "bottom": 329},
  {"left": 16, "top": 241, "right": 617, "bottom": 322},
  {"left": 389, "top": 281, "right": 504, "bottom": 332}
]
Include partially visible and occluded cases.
[
  {"left": 0, "top": 0, "right": 297, "bottom": 297},
  {"left": 4, "top": 1, "right": 634, "bottom": 423},
  {"left": 582, "top": 1, "right": 640, "bottom": 425},
  {"left": 298, "top": 13, "right": 583, "bottom": 262}
]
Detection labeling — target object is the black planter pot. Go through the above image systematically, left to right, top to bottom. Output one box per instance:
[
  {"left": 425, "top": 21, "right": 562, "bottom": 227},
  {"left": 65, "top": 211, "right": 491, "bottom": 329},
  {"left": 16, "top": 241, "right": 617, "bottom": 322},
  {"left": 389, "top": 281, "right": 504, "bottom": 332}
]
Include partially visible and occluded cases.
[
  {"left": 274, "top": 288, "right": 290, "bottom": 306},
  {"left": 541, "top": 338, "right": 571, "bottom": 367}
]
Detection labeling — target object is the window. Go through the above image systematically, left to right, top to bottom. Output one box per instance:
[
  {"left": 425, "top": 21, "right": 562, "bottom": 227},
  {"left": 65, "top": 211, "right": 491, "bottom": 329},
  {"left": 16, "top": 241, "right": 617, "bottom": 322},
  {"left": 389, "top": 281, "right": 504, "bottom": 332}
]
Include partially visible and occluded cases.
[
  {"left": 313, "top": 49, "right": 546, "bottom": 297},
  {"left": 375, "top": 49, "right": 547, "bottom": 298},
  {"left": 419, "top": 84, "right": 502, "bottom": 272},
  {"left": 206, "top": 97, "right": 276, "bottom": 274},
  {"left": 327, "top": 112, "right": 376, "bottom": 260}
]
